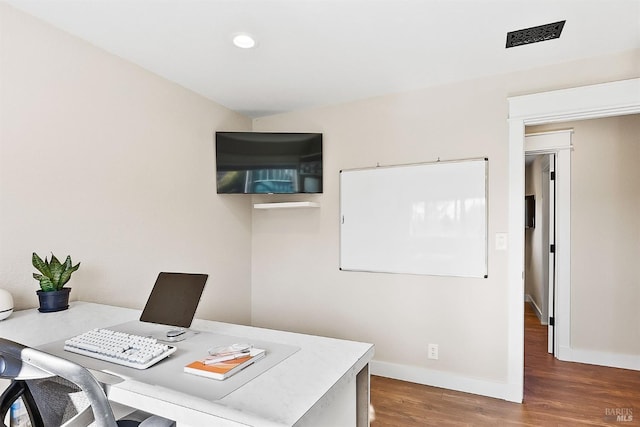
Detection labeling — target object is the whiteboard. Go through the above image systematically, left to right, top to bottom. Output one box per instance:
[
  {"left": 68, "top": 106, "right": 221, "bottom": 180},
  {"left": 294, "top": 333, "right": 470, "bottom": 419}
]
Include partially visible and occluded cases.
[{"left": 340, "top": 159, "right": 487, "bottom": 278}]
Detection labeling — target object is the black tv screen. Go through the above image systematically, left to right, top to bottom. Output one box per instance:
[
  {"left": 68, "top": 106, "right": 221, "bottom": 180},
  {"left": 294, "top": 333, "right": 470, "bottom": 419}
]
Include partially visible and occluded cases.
[{"left": 215, "top": 132, "right": 323, "bottom": 194}]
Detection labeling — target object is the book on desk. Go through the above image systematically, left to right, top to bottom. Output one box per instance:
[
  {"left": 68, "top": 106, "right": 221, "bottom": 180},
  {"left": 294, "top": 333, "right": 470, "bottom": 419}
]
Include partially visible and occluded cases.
[{"left": 184, "top": 347, "right": 266, "bottom": 380}]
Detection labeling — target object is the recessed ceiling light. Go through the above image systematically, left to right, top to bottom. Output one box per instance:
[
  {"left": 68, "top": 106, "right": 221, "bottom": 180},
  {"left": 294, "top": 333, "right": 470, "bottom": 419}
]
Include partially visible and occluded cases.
[{"left": 232, "top": 33, "right": 256, "bottom": 49}]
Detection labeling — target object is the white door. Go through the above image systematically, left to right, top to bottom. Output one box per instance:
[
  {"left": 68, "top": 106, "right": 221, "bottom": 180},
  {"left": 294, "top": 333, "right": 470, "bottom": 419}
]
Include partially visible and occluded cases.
[{"left": 547, "top": 155, "right": 556, "bottom": 354}]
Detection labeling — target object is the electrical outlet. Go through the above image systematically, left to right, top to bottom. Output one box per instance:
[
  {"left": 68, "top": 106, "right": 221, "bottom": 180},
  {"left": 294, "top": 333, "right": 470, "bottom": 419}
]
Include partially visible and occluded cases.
[{"left": 428, "top": 343, "right": 439, "bottom": 360}]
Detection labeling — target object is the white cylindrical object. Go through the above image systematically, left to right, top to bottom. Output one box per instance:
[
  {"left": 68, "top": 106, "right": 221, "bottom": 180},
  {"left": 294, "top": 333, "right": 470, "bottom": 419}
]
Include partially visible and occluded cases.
[
  {"left": 0, "top": 289, "right": 14, "bottom": 320},
  {"left": 10, "top": 398, "right": 30, "bottom": 426}
]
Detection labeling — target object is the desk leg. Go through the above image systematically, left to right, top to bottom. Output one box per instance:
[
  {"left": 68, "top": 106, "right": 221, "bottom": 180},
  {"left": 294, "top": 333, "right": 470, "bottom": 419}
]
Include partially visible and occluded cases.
[{"left": 356, "top": 364, "right": 370, "bottom": 427}]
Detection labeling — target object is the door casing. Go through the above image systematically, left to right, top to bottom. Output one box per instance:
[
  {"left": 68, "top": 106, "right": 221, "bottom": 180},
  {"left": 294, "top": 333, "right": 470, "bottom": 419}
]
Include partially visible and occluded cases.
[{"left": 505, "top": 78, "right": 640, "bottom": 403}]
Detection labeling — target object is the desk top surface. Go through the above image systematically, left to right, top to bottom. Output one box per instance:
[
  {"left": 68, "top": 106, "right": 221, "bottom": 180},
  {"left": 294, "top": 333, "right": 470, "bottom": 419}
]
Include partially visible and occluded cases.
[{"left": 0, "top": 302, "right": 374, "bottom": 426}]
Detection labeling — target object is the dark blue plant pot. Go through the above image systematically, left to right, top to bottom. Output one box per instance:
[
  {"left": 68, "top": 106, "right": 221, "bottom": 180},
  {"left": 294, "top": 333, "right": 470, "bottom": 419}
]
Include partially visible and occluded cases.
[{"left": 37, "top": 288, "right": 71, "bottom": 313}]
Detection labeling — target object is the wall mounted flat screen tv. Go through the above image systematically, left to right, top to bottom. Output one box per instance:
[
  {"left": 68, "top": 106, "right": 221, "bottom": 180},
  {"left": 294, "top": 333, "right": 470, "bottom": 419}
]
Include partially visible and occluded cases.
[{"left": 216, "top": 132, "right": 323, "bottom": 194}]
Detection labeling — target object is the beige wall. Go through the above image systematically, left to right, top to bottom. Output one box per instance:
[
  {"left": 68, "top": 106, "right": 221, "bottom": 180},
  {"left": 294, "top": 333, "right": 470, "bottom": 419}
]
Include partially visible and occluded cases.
[
  {"left": 0, "top": 4, "right": 254, "bottom": 324},
  {"left": 251, "top": 53, "right": 640, "bottom": 386},
  {"left": 251, "top": 82, "right": 511, "bottom": 381},
  {"left": 530, "top": 115, "right": 640, "bottom": 357}
]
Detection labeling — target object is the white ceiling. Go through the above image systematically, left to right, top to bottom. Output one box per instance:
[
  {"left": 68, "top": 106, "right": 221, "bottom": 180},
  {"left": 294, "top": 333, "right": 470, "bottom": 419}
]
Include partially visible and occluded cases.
[{"left": 6, "top": 0, "right": 640, "bottom": 118}]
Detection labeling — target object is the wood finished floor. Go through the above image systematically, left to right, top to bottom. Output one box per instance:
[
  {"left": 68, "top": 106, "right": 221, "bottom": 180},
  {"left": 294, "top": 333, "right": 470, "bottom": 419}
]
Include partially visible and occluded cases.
[{"left": 370, "top": 304, "right": 640, "bottom": 426}]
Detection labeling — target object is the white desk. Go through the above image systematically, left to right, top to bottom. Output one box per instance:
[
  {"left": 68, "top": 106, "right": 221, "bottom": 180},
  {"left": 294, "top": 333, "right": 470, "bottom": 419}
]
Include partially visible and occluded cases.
[{"left": 0, "top": 302, "right": 374, "bottom": 427}]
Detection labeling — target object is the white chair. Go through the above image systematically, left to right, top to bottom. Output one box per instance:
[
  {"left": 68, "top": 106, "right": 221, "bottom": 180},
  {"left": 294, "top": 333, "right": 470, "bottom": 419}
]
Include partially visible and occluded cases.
[{"left": 0, "top": 337, "right": 174, "bottom": 427}]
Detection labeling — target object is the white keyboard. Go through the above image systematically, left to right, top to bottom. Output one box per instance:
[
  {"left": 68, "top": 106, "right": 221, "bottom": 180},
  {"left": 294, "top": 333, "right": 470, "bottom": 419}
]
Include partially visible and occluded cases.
[{"left": 64, "top": 328, "right": 177, "bottom": 369}]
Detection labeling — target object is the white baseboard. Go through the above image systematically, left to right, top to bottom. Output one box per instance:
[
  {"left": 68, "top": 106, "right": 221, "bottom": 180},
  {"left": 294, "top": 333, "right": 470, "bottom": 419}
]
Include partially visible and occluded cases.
[
  {"left": 524, "top": 294, "right": 547, "bottom": 325},
  {"left": 370, "top": 346, "right": 640, "bottom": 406},
  {"left": 557, "top": 346, "right": 640, "bottom": 371},
  {"left": 370, "top": 360, "right": 520, "bottom": 403}
]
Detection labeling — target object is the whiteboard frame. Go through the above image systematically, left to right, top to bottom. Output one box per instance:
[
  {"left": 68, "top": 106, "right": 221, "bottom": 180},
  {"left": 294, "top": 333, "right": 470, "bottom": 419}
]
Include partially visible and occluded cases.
[{"left": 339, "top": 158, "right": 488, "bottom": 278}]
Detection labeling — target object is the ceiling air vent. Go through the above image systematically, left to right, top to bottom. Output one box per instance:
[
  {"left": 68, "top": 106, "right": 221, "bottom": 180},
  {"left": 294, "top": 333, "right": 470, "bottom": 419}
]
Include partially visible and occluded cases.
[{"left": 506, "top": 20, "right": 566, "bottom": 48}]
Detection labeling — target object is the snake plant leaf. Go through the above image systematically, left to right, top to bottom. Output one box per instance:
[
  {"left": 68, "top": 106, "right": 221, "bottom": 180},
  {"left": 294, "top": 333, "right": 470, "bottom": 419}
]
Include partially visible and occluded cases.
[
  {"left": 32, "top": 252, "right": 51, "bottom": 277},
  {"left": 49, "top": 254, "right": 61, "bottom": 269},
  {"left": 49, "top": 255, "right": 64, "bottom": 289},
  {"left": 60, "top": 261, "right": 80, "bottom": 286},
  {"left": 38, "top": 276, "right": 56, "bottom": 292}
]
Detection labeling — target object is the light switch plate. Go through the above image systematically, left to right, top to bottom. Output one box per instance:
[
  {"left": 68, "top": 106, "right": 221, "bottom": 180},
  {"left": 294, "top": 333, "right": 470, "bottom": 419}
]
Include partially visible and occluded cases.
[{"left": 495, "top": 233, "right": 508, "bottom": 250}]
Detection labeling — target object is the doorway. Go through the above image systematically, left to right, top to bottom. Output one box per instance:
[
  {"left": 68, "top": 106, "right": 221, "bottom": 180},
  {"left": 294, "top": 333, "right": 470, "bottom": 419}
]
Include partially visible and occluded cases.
[
  {"left": 505, "top": 77, "right": 640, "bottom": 403},
  {"left": 523, "top": 130, "right": 571, "bottom": 358},
  {"left": 524, "top": 153, "right": 553, "bottom": 352}
]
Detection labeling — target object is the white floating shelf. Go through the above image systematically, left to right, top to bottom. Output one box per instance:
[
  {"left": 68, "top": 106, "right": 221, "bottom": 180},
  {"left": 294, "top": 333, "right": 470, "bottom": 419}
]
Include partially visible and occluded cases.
[{"left": 253, "top": 201, "right": 320, "bottom": 210}]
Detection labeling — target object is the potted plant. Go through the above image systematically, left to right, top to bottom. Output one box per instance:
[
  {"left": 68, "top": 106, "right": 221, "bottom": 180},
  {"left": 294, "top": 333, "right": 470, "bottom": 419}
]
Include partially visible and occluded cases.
[{"left": 32, "top": 252, "right": 80, "bottom": 312}]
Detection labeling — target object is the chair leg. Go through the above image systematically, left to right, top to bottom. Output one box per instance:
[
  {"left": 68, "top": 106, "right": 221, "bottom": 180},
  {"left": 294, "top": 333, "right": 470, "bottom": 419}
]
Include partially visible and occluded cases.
[
  {"left": 0, "top": 381, "right": 44, "bottom": 427},
  {"left": 0, "top": 381, "right": 24, "bottom": 426},
  {"left": 21, "top": 382, "right": 44, "bottom": 427}
]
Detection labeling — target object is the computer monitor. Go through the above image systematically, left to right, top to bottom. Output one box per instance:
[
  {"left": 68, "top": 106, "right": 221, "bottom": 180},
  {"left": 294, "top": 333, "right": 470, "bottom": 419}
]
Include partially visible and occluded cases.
[{"left": 140, "top": 272, "right": 208, "bottom": 339}]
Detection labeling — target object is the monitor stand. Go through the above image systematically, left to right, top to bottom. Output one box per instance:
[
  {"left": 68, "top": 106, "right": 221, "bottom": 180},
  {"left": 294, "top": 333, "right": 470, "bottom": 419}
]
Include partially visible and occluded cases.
[
  {"left": 152, "top": 327, "right": 199, "bottom": 343},
  {"left": 166, "top": 328, "right": 186, "bottom": 338}
]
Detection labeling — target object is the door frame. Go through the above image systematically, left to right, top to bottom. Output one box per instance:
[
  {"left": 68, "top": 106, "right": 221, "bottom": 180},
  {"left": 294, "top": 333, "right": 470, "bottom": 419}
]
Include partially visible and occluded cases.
[
  {"left": 505, "top": 78, "right": 640, "bottom": 403},
  {"left": 524, "top": 131, "right": 572, "bottom": 356}
]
